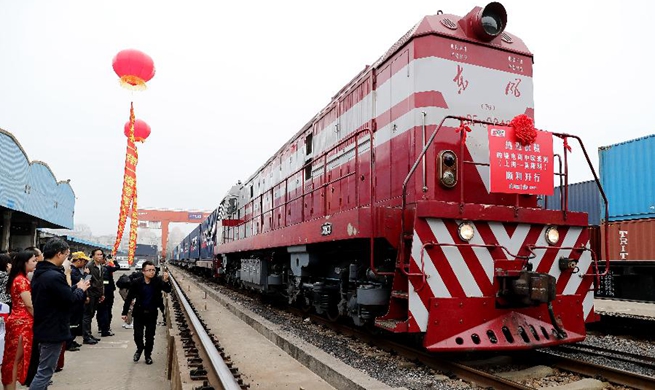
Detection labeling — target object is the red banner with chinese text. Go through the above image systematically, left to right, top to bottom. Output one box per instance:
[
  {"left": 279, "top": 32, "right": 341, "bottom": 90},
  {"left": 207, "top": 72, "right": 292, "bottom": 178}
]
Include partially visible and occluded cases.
[
  {"left": 112, "top": 103, "right": 140, "bottom": 263},
  {"left": 488, "top": 125, "right": 554, "bottom": 195}
]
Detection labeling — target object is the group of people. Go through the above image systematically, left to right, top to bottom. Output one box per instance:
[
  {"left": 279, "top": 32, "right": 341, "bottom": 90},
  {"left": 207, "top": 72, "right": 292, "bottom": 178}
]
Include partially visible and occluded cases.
[{"left": 0, "top": 237, "right": 171, "bottom": 389}]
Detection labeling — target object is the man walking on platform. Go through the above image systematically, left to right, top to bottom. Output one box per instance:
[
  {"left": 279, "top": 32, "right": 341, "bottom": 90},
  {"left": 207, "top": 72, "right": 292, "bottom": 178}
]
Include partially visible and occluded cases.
[
  {"left": 29, "top": 238, "right": 89, "bottom": 390},
  {"left": 82, "top": 249, "right": 105, "bottom": 344},
  {"left": 122, "top": 260, "right": 170, "bottom": 365}
]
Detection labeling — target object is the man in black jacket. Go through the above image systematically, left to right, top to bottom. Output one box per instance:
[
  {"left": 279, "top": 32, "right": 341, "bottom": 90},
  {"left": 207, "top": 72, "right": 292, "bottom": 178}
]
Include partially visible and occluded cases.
[
  {"left": 29, "top": 238, "right": 89, "bottom": 390},
  {"left": 82, "top": 249, "right": 105, "bottom": 344},
  {"left": 68, "top": 251, "right": 90, "bottom": 350},
  {"left": 97, "top": 254, "right": 120, "bottom": 336},
  {"left": 122, "top": 260, "right": 170, "bottom": 365}
]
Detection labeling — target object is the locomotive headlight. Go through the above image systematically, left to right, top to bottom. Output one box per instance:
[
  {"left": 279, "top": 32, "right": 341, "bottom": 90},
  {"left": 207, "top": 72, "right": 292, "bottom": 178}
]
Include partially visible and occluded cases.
[
  {"left": 462, "top": 2, "right": 507, "bottom": 42},
  {"left": 480, "top": 2, "right": 507, "bottom": 37},
  {"left": 438, "top": 150, "right": 458, "bottom": 188},
  {"left": 442, "top": 171, "right": 456, "bottom": 186},
  {"left": 458, "top": 222, "right": 475, "bottom": 242},
  {"left": 545, "top": 226, "right": 560, "bottom": 245}
]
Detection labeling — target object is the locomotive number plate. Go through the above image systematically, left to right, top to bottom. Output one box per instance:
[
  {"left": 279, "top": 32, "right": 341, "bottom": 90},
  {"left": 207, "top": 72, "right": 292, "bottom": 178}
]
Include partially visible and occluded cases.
[{"left": 321, "top": 222, "right": 332, "bottom": 236}]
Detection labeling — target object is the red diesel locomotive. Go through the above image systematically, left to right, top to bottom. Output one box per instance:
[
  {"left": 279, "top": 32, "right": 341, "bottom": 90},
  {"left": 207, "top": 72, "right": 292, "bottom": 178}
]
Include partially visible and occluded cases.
[{"left": 191, "top": 2, "right": 605, "bottom": 352}]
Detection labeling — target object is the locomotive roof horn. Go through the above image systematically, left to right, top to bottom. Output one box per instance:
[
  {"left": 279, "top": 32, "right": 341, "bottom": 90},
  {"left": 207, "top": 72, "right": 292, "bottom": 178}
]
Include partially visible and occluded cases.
[{"left": 459, "top": 2, "right": 507, "bottom": 42}]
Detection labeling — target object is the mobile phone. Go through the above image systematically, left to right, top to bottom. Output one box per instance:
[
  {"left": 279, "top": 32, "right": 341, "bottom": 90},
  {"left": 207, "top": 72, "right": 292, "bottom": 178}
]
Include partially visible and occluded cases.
[{"left": 83, "top": 275, "right": 92, "bottom": 282}]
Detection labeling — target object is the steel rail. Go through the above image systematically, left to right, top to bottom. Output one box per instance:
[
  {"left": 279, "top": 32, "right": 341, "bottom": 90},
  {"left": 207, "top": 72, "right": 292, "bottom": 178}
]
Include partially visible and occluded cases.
[
  {"left": 171, "top": 275, "right": 242, "bottom": 390},
  {"left": 554, "top": 344, "right": 655, "bottom": 369},
  {"left": 388, "top": 345, "right": 534, "bottom": 390},
  {"left": 537, "top": 351, "right": 655, "bottom": 390}
]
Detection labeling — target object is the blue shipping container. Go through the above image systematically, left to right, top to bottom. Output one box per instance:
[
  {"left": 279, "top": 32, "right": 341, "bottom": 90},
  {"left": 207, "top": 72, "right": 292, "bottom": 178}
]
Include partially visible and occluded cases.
[
  {"left": 599, "top": 134, "right": 655, "bottom": 221},
  {"left": 543, "top": 180, "right": 602, "bottom": 225},
  {"left": 199, "top": 209, "right": 218, "bottom": 259},
  {"left": 189, "top": 225, "right": 201, "bottom": 259},
  {"left": 182, "top": 236, "right": 190, "bottom": 260},
  {"left": 135, "top": 243, "right": 158, "bottom": 257}
]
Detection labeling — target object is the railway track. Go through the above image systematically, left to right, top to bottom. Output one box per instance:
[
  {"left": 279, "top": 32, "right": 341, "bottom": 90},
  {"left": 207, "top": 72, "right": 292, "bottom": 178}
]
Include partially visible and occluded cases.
[
  {"left": 175, "top": 268, "right": 655, "bottom": 389},
  {"left": 170, "top": 274, "right": 247, "bottom": 390},
  {"left": 309, "top": 311, "right": 655, "bottom": 390},
  {"left": 304, "top": 312, "right": 533, "bottom": 390},
  {"left": 552, "top": 343, "right": 655, "bottom": 371},
  {"left": 534, "top": 350, "right": 655, "bottom": 390}
]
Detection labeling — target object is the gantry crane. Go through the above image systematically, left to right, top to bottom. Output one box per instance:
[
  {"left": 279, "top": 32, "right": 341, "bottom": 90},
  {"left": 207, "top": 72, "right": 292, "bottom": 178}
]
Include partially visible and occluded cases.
[{"left": 136, "top": 209, "right": 211, "bottom": 259}]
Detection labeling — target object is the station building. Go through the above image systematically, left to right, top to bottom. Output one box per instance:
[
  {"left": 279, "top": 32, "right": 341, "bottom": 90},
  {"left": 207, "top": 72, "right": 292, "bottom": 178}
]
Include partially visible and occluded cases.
[{"left": 0, "top": 127, "right": 75, "bottom": 251}]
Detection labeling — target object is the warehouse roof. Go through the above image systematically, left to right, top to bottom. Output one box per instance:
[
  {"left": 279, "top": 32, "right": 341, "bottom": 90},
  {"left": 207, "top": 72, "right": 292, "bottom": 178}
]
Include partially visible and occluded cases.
[{"left": 0, "top": 128, "right": 75, "bottom": 229}]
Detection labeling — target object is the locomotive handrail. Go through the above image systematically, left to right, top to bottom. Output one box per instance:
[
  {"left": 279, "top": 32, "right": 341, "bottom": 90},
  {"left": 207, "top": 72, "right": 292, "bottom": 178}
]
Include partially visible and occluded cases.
[
  {"left": 396, "top": 115, "right": 500, "bottom": 277},
  {"left": 396, "top": 119, "right": 610, "bottom": 282},
  {"left": 272, "top": 128, "right": 373, "bottom": 217},
  {"left": 228, "top": 129, "right": 374, "bottom": 251},
  {"left": 551, "top": 132, "right": 610, "bottom": 277},
  {"left": 551, "top": 154, "right": 565, "bottom": 212},
  {"left": 415, "top": 241, "right": 532, "bottom": 291},
  {"left": 527, "top": 244, "right": 606, "bottom": 284},
  {"left": 585, "top": 248, "right": 606, "bottom": 286}
]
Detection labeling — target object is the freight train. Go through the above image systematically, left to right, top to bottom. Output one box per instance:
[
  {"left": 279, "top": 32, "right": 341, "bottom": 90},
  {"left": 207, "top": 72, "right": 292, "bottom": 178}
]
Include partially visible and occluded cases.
[{"left": 170, "top": 2, "right": 606, "bottom": 351}]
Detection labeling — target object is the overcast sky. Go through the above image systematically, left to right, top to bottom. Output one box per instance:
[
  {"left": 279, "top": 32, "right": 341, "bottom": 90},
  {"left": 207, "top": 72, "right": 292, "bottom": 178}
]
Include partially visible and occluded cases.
[{"left": 1, "top": 0, "right": 653, "bottom": 237}]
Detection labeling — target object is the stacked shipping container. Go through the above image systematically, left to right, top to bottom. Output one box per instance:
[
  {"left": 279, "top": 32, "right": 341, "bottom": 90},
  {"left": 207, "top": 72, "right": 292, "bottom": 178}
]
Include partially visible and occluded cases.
[
  {"left": 541, "top": 134, "right": 655, "bottom": 301},
  {"left": 597, "top": 134, "right": 655, "bottom": 300},
  {"left": 600, "top": 134, "right": 655, "bottom": 222},
  {"left": 543, "top": 180, "right": 602, "bottom": 226}
]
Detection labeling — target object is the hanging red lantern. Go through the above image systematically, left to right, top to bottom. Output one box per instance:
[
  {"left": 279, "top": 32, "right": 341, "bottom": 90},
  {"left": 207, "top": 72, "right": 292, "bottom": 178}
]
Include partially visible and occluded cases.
[
  {"left": 111, "top": 49, "right": 155, "bottom": 261},
  {"left": 112, "top": 49, "right": 156, "bottom": 90},
  {"left": 124, "top": 119, "right": 151, "bottom": 142}
]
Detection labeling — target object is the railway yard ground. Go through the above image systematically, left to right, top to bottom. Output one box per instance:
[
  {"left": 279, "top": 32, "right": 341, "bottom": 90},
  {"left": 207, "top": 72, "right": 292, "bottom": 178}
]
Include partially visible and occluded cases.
[
  {"left": 165, "top": 269, "right": 655, "bottom": 390},
  {"left": 45, "top": 270, "right": 655, "bottom": 390},
  {"left": 594, "top": 298, "right": 655, "bottom": 320}
]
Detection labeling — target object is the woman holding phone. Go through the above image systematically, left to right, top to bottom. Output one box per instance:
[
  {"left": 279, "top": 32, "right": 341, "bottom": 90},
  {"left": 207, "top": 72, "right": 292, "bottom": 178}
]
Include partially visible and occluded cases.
[{"left": 1, "top": 251, "right": 37, "bottom": 390}]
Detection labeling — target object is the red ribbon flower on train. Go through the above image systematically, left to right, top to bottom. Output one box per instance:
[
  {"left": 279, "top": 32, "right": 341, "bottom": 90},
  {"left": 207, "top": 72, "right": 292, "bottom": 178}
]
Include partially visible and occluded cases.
[
  {"left": 111, "top": 49, "right": 155, "bottom": 264},
  {"left": 510, "top": 114, "right": 537, "bottom": 146}
]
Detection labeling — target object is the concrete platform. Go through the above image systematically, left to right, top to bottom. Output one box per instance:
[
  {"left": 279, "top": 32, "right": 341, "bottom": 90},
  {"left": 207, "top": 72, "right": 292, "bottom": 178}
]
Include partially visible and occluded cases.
[
  {"left": 173, "top": 272, "right": 398, "bottom": 390},
  {"left": 174, "top": 273, "right": 336, "bottom": 390},
  {"left": 46, "top": 284, "right": 171, "bottom": 390},
  {"left": 594, "top": 298, "right": 655, "bottom": 319}
]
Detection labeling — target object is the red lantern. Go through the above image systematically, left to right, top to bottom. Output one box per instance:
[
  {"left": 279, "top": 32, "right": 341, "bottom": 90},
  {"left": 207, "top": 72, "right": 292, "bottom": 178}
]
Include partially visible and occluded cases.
[
  {"left": 112, "top": 49, "right": 156, "bottom": 90},
  {"left": 111, "top": 50, "right": 155, "bottom": 260},
  {"left": 124, "top": 119, "right": 151, "bottom": 142}
]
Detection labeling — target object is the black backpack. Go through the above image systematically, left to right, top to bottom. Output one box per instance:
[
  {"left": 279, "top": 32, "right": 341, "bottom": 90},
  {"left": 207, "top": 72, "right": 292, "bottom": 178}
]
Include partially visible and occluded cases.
[{"left": 116, "top": 273, "right": 131, "bottom": 289}]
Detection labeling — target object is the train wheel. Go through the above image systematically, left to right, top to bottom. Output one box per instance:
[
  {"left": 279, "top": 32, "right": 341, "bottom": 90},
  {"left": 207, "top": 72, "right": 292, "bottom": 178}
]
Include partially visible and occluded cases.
[{"left": 326, "top": 305, "right": 340, "bottom": 322}]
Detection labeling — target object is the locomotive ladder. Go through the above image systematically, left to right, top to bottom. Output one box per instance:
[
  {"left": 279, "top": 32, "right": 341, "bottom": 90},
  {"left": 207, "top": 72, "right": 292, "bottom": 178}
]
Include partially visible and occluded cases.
[
  {"left": 376, "top": 115, "right": 476, "bottom": 331},
  {"left": 376, "top": 116, "right": 476, "bottom": 331}
]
